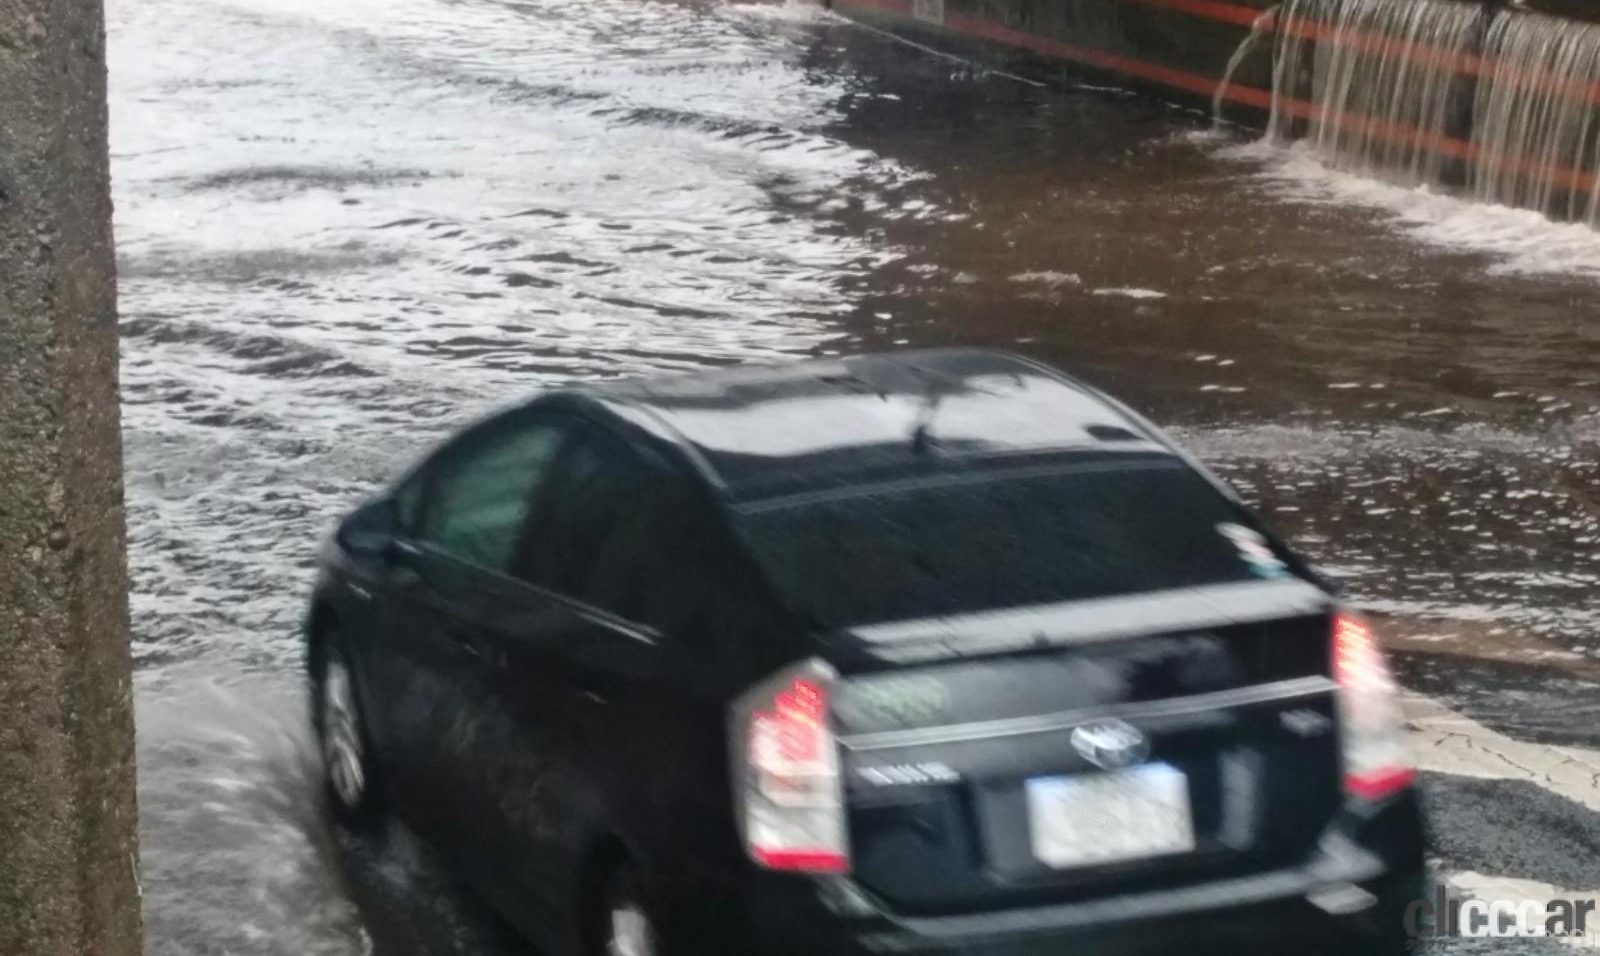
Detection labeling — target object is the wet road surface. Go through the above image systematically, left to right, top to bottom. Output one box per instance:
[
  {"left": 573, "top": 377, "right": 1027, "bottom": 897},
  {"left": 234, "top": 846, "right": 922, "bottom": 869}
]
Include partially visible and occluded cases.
[{"left": 108, "top": 0, "right": 1599, "bottom": 951}]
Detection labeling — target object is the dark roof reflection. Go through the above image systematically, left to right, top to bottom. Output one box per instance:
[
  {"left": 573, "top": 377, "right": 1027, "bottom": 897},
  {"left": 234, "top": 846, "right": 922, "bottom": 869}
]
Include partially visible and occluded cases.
[{"left": 589, "top": 349, "right": 1171, "bottom": 499}]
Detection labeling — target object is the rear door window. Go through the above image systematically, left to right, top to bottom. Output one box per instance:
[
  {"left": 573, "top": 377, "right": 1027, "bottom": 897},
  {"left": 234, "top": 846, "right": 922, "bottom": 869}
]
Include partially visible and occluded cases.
[
  {"left": 516, "top": 433, "right": 641, "bottom": 597},
  {"left": 516, "top": 434, "right": 720, "bottom": 638},
  {"left": 735, "top": 461, "right": 1295, "bottom": 628},
  {"left": 583, "top": 479, "right": 722, "bottom": 638}
]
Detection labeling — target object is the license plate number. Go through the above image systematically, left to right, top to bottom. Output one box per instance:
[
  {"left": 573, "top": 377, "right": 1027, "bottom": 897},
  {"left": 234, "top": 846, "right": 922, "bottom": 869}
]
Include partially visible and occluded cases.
[{"left": 1025, "top": 763, "right": 1196, "bottom": 869}]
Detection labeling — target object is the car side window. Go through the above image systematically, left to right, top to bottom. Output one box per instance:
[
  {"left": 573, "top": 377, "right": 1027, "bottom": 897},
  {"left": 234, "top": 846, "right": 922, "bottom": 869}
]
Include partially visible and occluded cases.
[
  {"left": 416, "top": 417, "right": 566, "bottom": 574},
  {"left": 514, "top": 433, "right": 719, "bottom": 640},
  {"left": 515, "top": 433, "right": 635, "bottom": 595},
  {"left": 583, "top": 475, "right": 716, "bottom": 638}
]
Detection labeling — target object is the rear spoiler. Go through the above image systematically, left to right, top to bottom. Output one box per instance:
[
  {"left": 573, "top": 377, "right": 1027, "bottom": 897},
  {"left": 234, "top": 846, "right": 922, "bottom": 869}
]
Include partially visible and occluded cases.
[{"left": 823, "top": 578, "right": 1336, "bottom": 668}]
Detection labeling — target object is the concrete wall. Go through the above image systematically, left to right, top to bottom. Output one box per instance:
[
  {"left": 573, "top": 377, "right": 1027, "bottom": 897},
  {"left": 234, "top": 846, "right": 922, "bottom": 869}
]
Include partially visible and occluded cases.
[
  {"left": 0, "top": 0, "right": 144, "bottom": 952},
  {"left": 828, "top": 0, "right": 1600, "bottom": 123},
  {"left": 831, "top": 0, "right": 1283, "bottom": 121}
]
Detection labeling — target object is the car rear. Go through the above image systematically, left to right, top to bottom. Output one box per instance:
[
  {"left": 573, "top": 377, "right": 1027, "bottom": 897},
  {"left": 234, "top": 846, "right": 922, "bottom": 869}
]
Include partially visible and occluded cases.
[{"left": 722, "top": 456, "right": 1425, "bottom": 955}]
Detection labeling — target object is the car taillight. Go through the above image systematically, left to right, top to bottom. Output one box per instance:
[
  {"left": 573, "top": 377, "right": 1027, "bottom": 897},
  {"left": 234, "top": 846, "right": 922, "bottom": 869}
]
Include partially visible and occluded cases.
[
  {"left": 1333, "top": 612, "right": 1415, "bottom": 801},
  {"left": 731, "top": 659, "right": 849, "bottom": 874}
]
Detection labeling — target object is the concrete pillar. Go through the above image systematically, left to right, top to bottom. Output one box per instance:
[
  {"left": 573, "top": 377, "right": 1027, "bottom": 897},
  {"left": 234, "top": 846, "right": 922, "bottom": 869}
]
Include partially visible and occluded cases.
[{"left": 0, "top": 0, "right": 144, "bottom": 953}]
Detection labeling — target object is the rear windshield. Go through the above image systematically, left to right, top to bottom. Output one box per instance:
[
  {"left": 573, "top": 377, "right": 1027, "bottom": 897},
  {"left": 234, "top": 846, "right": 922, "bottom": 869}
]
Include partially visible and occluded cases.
[{"left": 735, "top": 462, "right": 1296, "bottom": 628}]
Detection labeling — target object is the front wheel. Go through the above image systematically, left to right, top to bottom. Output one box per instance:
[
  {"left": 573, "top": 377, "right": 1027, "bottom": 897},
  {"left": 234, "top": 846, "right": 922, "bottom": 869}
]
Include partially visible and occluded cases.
[{"left": 312, "top": 633, "right": 381, "bottom": 826}]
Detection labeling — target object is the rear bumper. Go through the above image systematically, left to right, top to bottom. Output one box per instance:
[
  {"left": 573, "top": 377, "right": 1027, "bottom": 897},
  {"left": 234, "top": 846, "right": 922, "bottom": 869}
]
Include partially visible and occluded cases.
[{"left": 736, "top": 791, "right": 1426, "bottom": 956}]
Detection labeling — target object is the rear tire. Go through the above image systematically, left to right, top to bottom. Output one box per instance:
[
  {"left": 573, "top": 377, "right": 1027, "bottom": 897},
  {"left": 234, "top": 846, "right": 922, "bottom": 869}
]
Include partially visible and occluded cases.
[{"left": 311, "top": 631, "right": 381, "bottom": 827}]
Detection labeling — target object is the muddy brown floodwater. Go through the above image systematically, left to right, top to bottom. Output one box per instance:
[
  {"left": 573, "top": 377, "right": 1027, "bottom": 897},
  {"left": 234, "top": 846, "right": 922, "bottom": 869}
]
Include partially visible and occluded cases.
[{"left": 108, "top": 0, "right": 1597, "bottom": 952}]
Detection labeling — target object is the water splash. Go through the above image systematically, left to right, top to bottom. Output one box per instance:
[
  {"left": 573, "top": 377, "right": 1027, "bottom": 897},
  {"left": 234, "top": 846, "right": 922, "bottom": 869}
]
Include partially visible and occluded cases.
[
  {"left": 1214, "top": 6, "right": 1280, "bottom": 128},
  {"left": 136, "top": 675, "right": 370, "bottom": 956}
]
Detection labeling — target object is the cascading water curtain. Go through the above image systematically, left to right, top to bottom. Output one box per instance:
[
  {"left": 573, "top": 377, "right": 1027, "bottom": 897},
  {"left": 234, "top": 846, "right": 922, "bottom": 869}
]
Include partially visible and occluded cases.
[
  {"left": 1269, "top": 0, "right": 1485, "bottom": 187},
  {"left": 1270, "top": 0, "right": 1600, "bottom": 225},
  {"left": 1472, "top": 11, "right": 1600, "bottom": 224}
]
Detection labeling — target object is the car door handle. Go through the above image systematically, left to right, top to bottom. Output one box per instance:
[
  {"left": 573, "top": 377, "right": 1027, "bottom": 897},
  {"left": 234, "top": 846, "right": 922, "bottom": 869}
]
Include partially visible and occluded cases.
[{"left": 384, "top": 540, "right": 426, "bottom": 589}]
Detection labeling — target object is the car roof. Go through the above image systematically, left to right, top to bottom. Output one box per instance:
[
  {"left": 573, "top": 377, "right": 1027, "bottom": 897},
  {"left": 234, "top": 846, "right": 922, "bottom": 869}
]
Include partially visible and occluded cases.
[{"left": 563, "top": 348, "right": 1177, "bottom": 502}]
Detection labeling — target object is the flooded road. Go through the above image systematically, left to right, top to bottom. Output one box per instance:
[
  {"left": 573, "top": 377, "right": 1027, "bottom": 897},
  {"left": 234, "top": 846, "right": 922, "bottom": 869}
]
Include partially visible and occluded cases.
[{"left": 109, "top": 0, "right": 1599, "bottom": 951}]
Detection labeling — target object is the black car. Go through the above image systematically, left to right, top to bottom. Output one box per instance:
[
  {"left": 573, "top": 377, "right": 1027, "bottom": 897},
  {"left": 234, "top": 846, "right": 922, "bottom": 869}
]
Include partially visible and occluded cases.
[{"left": 307, "top": 348, "right": 1426, "bottom": 956}]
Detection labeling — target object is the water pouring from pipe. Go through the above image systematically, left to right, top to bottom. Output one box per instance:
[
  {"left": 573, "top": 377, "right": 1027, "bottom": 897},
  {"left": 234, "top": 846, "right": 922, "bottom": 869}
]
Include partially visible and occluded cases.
[{"left": 1214, "top": 7, "right": 1281, "bottom": 129}]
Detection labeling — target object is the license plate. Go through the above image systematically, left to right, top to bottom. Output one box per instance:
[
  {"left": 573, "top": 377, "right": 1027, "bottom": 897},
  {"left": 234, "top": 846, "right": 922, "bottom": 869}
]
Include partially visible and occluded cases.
[{"left": 1025, "top": 763, "right": 1196, "bottom": 869}]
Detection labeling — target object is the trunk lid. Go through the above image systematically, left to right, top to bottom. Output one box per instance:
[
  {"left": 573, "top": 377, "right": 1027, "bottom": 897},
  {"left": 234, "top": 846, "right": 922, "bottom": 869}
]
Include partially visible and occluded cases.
[{"left": 825, "top": 579, "right": 1343, "bottom": 915}]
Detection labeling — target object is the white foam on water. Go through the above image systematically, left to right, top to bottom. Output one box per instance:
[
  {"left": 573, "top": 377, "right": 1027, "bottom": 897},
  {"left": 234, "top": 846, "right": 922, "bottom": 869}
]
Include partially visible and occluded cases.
[
  {"left": 721, "top": 0, "right": 835, "bottom": 24},
  {"left": 1223, "top": 139, "right": 1600, "bottom": 279},
  {"left": 1009, "top": 270, "right": 1082, "bottom": 288},
  {"left": 1091, "top": 287, "right": 1168, "bottom": 299}
]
